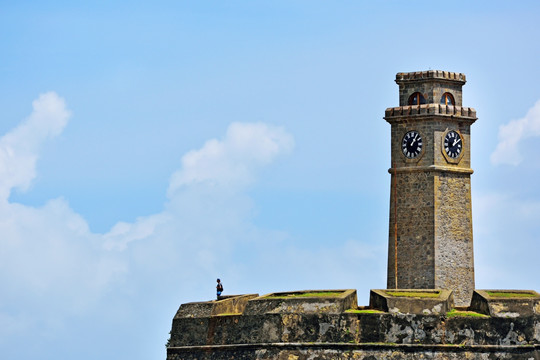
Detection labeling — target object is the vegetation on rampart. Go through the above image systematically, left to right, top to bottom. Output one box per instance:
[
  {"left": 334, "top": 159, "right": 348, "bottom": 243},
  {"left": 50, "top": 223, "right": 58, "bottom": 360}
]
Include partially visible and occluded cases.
[
  {"left": 265, "top": 291, "right": 344, "bottom": 299},
  {"left": 385, "top": 291, "right": 440, "bottom": 298},
  {"left": 486, "top": 291, "right": 535, "bottom": 298},
  {"left": 345, "top": 309, "right": 385, "bottom": 314},
  {"left": 446, "top": 309, "right": 488, "bottom": 318}
]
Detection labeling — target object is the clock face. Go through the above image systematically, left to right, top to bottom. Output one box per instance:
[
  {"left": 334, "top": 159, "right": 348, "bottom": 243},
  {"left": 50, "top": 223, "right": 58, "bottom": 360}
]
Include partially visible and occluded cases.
[
  {"left": 401, "top": 130, "right": 423, "bottom": 159},
  {"left": 443, "top": 130, "right": 463, "bottom": 159}
]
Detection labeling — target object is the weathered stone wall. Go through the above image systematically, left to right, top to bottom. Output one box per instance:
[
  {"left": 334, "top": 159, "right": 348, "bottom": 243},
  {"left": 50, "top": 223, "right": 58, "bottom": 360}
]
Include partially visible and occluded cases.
[
  {"left": 386, "top": 167, "right": 475, "bottom": 306},
  {"left": 387, "top": 170, "right": 436, "bottom": 290},
  {"left": 434, "top": 172, "right": 475, "bottom": 306},
  {"left": 369, "top": 289, "right": 454, "bottom": 315},
  {"left": 244, "top": 290, "right": 357, "bottom": 315},
  {"left": 471, "top": 290, "right": 540, "bottom": 317},
  {"left": 168, "top": 309, "right": 540, "bottom": 359},
  {"left": 169, "top": 309, "right": 540, "bottom": 348},
  {"left": 168, "top": 343, "right": 540, "bottom": 360}
]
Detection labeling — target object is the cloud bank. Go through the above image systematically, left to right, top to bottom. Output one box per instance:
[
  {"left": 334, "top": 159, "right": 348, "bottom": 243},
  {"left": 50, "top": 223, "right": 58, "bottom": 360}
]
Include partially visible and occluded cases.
[
  {"left": 0, "top": 94, "right": 384, "bottom": 360},
  {"left": 0, "top": 94, "right": 299, "bottom": 348},
  {"left": 491, "top": 99, "right": 540, "bottom": 165}
]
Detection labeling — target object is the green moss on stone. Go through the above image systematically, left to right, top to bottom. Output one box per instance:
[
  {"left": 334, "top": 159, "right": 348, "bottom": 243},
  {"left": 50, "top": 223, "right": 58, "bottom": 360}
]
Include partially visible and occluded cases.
[
  {"left": 265, "top": 291, "right": 343, "bottom": 299},
  {"left": 386, "top": 291, "right": 440, "bottom": 298},
  {"left": 486, "top": 291, "right": 535, "bottom": 298},
  {"left": 346, "top": 309, "right": 385, "bottom": 314},
  {"left": 446, "top": 309, "right": 488, "bottom": 318},
  {"left": 215, "top": 313, "right": 241, "bottom": 316}
]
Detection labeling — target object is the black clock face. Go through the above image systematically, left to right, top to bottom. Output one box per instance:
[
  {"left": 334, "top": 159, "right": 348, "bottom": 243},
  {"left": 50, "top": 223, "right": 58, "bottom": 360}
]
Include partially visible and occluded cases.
[
  {"left": 401, "top": 130, "right": 423, "bottom": 159},
  {"left": 444, "top": 130, "right": 463, "bottom": 159}
]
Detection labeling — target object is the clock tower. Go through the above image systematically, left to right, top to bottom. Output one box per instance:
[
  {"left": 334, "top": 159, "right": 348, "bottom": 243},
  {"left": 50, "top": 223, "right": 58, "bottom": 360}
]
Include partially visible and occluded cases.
[{"left": 385, "top": 70, "right": 477, "bottom": 306}]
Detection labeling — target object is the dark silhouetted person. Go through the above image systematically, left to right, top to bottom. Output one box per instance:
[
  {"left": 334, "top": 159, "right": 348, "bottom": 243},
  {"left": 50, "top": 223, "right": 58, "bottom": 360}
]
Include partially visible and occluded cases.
[{"left": 216, "top": 278, "right": 223, "bottom": 299}]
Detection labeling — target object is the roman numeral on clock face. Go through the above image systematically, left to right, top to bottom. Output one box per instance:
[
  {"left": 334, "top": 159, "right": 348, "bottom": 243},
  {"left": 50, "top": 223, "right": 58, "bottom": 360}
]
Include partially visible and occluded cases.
[
  {"left": 402, "top": 130, "right": 422, "bottom": 159},
  {"left": 443, "top": 130, "right": 463, "bottom": 159}
]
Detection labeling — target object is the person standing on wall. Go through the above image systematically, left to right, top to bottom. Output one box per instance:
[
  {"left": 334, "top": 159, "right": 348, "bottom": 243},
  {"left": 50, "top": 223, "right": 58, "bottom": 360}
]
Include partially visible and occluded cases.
[{"left": 216, "top": 279, "right": 223, "bottom": 299}]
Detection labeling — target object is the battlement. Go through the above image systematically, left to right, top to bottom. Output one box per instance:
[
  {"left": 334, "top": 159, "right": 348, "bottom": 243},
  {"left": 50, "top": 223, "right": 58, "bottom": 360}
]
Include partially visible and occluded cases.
[
  {"left": 396, "top": 70, "right": 466, "bottom": 84},
  {"left": 384, "top": 104, "right": 476, "bottom": 119},
  {"left": 167, "top": 290, "right": 540, "bottom": 359}
]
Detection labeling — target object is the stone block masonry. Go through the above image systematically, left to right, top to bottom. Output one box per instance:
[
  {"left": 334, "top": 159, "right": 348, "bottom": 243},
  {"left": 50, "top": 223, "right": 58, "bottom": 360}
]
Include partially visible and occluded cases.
[{"left": 167, "top": 292, "right": 540, "bottom": 359}]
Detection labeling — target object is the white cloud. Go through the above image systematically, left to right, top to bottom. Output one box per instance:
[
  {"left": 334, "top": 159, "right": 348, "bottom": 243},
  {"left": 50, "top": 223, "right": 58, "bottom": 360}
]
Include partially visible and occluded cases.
[
  {"left": 0, "top": 92, "right": 70, "bottom": 201},
  {"left": 491, "top": 99, "right": 540, "bottom": 165},
  {"left": 167, "top": 122, "right": 294, "bottom": 195},
  {"left": 103, "top": 214, "right": 169, "bottom": 251}
]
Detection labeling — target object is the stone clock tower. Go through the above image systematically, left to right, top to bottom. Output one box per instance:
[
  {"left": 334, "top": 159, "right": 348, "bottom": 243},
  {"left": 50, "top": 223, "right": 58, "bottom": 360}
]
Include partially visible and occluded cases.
[{"left": 385, "top": 70, "right": 477, "bottom": 306}]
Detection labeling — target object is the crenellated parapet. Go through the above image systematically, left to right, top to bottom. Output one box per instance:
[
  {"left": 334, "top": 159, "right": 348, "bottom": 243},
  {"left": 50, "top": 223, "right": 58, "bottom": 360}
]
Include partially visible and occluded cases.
[
  {"left": 395, "top": 70, "right": 467, "bottom": 106},
  {"left": 396, "top": 70, "right": 466, "bottom": 84},
  {"left": 384, "top": 104, "right": 477, "bottom": 122}
]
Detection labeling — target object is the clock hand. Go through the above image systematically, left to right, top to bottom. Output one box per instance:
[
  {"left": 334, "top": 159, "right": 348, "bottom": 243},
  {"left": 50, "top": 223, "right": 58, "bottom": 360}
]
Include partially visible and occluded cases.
[
  {"left": 411, "top": 134, "right": 417, "bottom": 145},
  {"left": 452, "top": 138, "right": 461, "bottom": 146}
]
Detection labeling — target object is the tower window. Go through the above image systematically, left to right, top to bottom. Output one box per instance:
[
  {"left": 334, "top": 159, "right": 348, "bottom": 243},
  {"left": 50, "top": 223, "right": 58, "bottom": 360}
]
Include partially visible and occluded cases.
[
  {"left": 408, "top": 92, "right": 426, "bottom": 105},
  {"left": 441, "top": 92, "right": 455, "bottom": 105}
]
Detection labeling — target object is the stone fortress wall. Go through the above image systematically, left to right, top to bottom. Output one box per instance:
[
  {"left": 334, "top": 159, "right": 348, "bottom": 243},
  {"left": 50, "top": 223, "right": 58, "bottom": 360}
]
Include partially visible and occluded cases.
[{"left": 167, "top": 289, "right": 540, "bottom": 359}]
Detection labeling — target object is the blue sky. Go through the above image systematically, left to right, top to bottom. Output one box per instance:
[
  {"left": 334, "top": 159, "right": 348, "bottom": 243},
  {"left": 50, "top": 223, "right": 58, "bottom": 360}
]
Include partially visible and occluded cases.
[{"left": 1, "top": 1, "right": 540, "bottom": 359}]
